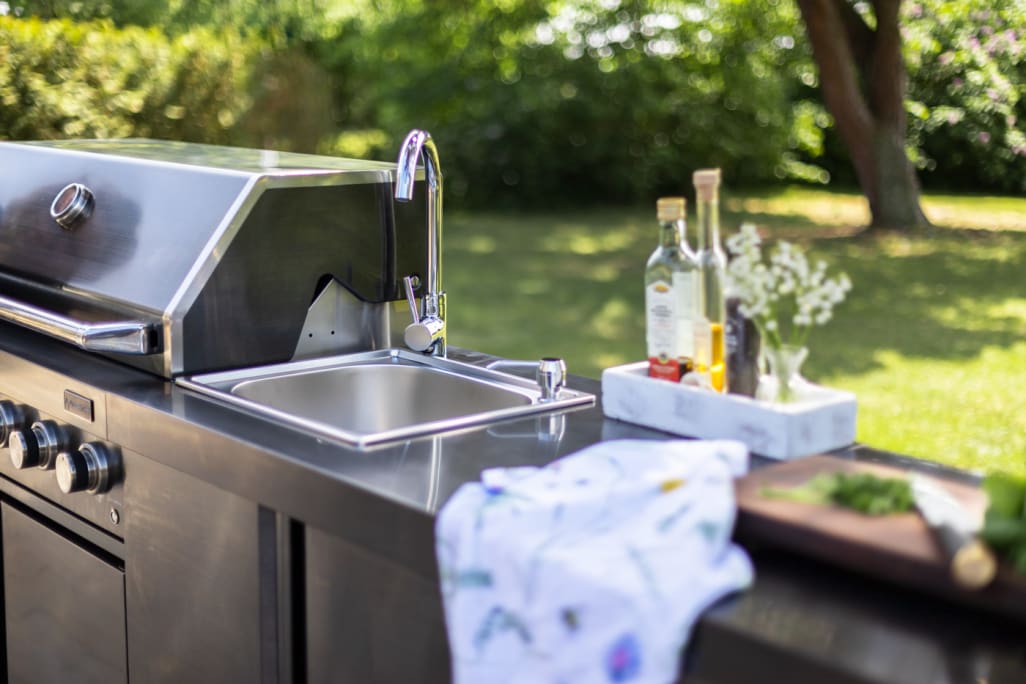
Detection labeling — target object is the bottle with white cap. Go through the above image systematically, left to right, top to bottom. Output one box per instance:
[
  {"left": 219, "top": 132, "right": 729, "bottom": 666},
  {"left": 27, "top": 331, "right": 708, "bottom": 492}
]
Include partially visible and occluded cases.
[{"left": 692, "top": 169, "right": 728, "bottom": 392}]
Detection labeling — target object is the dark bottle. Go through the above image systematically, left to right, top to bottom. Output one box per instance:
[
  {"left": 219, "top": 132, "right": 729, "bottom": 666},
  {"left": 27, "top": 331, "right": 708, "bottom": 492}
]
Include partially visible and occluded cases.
[{"left": 725, "top": 295, "right": 760, "bottom": 397}]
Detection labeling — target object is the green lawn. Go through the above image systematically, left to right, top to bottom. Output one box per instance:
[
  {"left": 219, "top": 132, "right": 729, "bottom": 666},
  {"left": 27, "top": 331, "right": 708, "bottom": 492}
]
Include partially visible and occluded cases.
[{"left": 444, "top": 187, "right": 1026, "bottom": 476}]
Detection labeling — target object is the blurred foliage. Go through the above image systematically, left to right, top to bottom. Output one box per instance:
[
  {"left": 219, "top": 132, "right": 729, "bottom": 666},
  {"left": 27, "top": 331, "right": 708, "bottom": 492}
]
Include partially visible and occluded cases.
[
  {"left": 1, "top": 0, "right": 1023, "bottom": 203},
  {"left": 7, "top": 0, "right": 336, "bottom": 43},
  {"left": 331, "top": 0, "right": 823, "bottom": 207},
  {"left": 903, "top": 0, "right": 1026, "bottom": 193},
  {"left": 0, "top": 16, "right": 335, "bottom": 151},
  {"left": 0, "top": 17, "right": 258, "bottom": 142}
]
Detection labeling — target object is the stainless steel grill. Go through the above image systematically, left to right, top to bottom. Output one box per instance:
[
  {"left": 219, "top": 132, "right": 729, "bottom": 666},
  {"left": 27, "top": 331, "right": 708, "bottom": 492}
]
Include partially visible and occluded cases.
[{"left": 0, "top": 139, "right": 427, "bottom": 377}]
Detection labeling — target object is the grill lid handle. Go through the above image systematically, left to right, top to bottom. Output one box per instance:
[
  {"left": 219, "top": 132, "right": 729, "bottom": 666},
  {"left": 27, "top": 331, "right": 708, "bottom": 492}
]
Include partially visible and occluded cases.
[{"left": 0, "top": 294, "right": 157, "bottom": 354}]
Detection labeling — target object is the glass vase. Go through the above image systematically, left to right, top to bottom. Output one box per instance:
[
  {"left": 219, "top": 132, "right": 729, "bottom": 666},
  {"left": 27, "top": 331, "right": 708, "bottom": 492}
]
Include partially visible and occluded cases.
[{"left": 757, "top": 344, "right": 809, "bottom": 404}]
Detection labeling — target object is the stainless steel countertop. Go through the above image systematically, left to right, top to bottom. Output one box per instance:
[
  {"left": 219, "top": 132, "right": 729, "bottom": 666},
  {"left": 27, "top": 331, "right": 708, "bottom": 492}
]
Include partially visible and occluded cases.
[{"left": 0, "top": 322, "right": 1022, "bottom": 684}]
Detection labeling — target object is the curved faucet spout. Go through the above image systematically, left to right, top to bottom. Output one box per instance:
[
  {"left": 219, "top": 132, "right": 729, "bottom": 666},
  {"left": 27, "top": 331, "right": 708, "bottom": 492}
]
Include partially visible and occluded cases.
[
  {"left": 395, "top": 129, "right": 446, "bottom": 356},
  {"left": 395, "top": 130, "right": 441, "bottom": 200}
]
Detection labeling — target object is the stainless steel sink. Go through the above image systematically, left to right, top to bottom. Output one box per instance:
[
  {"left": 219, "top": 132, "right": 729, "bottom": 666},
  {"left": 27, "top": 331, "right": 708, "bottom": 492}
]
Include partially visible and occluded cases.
[{"left": 177, "top": 349, "right": 594, "bottom": 446}]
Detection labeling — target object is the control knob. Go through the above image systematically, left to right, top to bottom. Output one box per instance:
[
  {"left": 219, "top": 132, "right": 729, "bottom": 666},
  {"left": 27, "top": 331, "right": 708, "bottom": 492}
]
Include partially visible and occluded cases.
[
  {"left": 0, "top": 400, "right": 25, "bottom": 445},
  {"left": 10, "top": 419, "right": 66, "bottom": 471},
  {"left": 32, "top": 420, "right": 67, "bottom": 470},
  {"left": 8, "top": 428, "right": 39, "bottom": 469},
  {"left": 56, "top": 442, "right": 117, "bottom": 494}
]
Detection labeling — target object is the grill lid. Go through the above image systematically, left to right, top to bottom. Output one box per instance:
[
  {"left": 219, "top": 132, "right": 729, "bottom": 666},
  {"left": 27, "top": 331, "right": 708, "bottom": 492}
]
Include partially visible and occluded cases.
[{"left": 0, "top": 139, "right": 427, "bottom": 377}]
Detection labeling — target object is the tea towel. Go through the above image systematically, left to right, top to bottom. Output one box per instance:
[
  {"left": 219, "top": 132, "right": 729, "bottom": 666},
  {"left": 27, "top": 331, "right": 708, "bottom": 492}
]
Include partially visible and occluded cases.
[{"left": 435, "top": 439, "right": 753, "bottom": 684}]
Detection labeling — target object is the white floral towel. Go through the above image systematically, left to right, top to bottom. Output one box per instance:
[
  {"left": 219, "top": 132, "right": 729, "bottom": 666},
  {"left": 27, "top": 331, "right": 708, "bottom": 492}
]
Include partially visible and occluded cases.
[{"left": 435, "top": 439, "right": 754, "bottom": 684}]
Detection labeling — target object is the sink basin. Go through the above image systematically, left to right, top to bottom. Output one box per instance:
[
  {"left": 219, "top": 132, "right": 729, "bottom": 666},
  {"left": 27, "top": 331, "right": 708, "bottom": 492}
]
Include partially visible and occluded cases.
[{"left": 177, "top": 349, "right": 594, "bottom": 446}]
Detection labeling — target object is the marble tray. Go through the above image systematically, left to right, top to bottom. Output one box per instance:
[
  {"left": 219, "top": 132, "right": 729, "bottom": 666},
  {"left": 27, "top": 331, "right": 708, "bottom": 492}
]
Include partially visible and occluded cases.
[{"left": 601, "top": 361, "right": 857, "bottom": 460}]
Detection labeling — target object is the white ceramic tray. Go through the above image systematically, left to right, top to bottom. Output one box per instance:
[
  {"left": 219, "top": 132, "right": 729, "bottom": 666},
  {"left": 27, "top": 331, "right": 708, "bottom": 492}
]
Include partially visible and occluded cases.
[{"left": 601, "top": 361, "right": 857, "bottom": 460}]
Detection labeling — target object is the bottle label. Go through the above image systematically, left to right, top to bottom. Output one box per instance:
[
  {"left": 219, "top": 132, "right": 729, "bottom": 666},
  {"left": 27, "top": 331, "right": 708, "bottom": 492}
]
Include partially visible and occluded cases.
[{"left": 646, "top": 275, "right": 695, "bottom": 380}]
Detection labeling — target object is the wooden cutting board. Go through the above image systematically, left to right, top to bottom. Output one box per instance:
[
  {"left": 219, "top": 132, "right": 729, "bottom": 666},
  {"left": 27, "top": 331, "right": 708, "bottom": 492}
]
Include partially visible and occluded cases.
[{"left": 734, "top": 454, "right": 1026, "bottom": 622}]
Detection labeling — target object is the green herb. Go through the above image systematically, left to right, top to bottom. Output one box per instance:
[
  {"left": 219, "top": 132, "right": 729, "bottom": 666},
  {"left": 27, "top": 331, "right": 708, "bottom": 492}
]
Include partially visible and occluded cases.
[
  {"left": 761, "top": 471, "right": 914, "bottom": 516},
  {"left": 979, "top": 471, "right": 1026, "bottom": 576}
]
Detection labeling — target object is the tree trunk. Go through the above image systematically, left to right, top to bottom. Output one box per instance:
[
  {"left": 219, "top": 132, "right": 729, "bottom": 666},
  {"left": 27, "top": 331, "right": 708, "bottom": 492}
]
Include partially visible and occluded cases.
[{"left": 796, "top": 0, "right": 929, "bottom": 230}]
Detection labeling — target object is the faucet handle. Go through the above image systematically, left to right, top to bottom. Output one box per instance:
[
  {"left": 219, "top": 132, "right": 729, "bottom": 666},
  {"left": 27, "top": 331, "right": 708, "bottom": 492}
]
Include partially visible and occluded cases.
[
  {"left": 402, "top": 274, "right": 445, "bottom": 352},
  {"left": 403, "top": 275, "right": 421, "bottom": 324},
  {"left": 404, "top": 318, "right": 445, "bottom": 352},
  {"left": 483, "top": 357, "right": 568, "bottom": 401},
  {"left": 536, "top": 358, "right": 567, "bottom": 402}
]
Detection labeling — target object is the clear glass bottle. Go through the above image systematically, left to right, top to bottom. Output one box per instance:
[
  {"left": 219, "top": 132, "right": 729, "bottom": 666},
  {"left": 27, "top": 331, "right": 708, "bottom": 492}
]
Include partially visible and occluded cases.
[
  {"left": 692, "top": 169, "right": 728, "bottom": 392},
  {"left": 645, "top": 197, "right": 698, "bottom": 381}
]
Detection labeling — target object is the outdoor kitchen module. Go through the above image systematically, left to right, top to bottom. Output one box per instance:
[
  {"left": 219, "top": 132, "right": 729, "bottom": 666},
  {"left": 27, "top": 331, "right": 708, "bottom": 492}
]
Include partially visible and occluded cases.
[
  {"left": 0, "top": 137, "right": 594, "bottom": 683},
  {"left": 0, "top": 138, "right": 593, "bottom": 443}
]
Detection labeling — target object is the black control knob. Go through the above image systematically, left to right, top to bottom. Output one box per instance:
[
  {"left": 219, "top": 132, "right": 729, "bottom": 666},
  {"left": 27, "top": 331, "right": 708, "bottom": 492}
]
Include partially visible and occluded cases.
[
  {"left": 0, "top": 400, "right": 26, "bottom": 445},
  {"left": 30, "top": 420, "right": 67, "bottom": 470},
  {"left": 8, "top": 428, "right": 40, "bottom": 469},
  {"left": 56, "top": 442, "right": 116, "bottom": 494}
]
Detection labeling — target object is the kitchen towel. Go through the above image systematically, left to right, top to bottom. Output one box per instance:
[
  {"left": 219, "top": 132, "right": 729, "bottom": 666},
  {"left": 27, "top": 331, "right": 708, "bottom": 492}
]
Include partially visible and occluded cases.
[{"left": 435, "top": 439, "right": 753, "bottom": 684}]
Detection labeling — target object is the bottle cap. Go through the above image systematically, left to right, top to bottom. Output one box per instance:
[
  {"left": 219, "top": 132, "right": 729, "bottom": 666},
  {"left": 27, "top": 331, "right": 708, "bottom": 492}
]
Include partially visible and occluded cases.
[
  {"left": 693, "top": 168, "right": 721, "bottom": 202},
  {"left": 656, "top": 197, "right": 686, "bottom": 222}
]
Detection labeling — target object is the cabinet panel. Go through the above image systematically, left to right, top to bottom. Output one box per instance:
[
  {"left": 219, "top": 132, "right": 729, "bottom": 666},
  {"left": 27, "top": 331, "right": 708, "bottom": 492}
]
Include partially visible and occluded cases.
[
  {"left": 124, "top": 455, "right": 264, "bottom": 683},
  {"left": 2, "top": 502, "right": 127, "bottom": 684},
  {"left": 306, "top": 525, "right": 450, "bottom": 683}
]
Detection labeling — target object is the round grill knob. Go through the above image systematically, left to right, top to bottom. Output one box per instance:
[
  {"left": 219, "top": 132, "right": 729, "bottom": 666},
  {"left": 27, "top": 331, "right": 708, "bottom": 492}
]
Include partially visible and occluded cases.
[
  {"left": 50, "top": 183, "right": 95, "bottom": 230},
  {"left": 0, "top": 400, "right": 26, "bottom": 445},
  {"left": 30, "top": 420, "right": 67, "bottom": 470},
  {"left": 8, "top": 428, "right": 40, "bottom": 470},
  {"left": 56, "top": 442, "right": 115, "bottom": 495}
]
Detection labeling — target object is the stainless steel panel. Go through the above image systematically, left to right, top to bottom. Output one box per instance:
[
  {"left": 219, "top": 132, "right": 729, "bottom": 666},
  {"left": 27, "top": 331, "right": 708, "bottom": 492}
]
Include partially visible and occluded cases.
[
  {"left": 0, "top": 141, "right": 250, "bottom": 313},
  {"left": 174, "top": 181, "right": 425, "bottom": 376},
  {"left": 0, "top": 358, "right": 108, "bottom": 437},
  {"left": 125, "top": 453, "right": 263, "bottom": 682},
  {"left": 2, "top": 502, "right": 127, "bottom": 684},
  {"left": 305, "top": 524, "right": 450, "bottom": 683}
]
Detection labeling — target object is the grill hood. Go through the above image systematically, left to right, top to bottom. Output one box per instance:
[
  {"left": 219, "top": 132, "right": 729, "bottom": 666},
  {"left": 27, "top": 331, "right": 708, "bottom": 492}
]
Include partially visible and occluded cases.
[{"left": 0, "top": 139, "right": 428, "bottom": 377}]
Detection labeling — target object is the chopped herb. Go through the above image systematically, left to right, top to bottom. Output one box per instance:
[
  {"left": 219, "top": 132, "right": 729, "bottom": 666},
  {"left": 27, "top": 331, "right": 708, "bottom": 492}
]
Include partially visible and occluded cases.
[
  {"left": 761, "top": 471, "right": 914, "bottom": 516},
  {"left": 979, "top": 471, "right": 1026, "bottom": 576}
]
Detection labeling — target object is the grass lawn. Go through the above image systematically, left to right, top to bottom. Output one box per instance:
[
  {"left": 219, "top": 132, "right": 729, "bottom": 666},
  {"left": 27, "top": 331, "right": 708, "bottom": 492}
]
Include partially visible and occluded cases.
[{"left": 444, "top": 186, "right": 1026, "bottom": 476}]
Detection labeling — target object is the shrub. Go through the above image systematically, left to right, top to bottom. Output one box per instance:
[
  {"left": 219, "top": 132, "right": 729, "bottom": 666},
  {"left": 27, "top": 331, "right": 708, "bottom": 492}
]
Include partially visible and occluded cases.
[
  {"left": 903, "top": 0, "right": 1026, "bottom": 192},
  {"left": 0, "top": 16, "right": 334, "bottom": 151},
  {"left": 0, "top": 17, "right": 259, "bottom": 143}
]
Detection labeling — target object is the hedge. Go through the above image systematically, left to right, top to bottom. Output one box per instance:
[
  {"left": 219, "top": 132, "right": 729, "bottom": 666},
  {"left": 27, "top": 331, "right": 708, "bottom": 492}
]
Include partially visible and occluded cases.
[{"left": 0, "top": 17, "right": 335, "bottom": 152}]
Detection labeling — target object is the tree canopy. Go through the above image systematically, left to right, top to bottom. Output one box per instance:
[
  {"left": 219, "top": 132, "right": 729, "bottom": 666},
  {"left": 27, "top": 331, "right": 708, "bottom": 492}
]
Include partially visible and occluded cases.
[{"left": 2, "top": 0, "right": 1022, "bottom": 212}]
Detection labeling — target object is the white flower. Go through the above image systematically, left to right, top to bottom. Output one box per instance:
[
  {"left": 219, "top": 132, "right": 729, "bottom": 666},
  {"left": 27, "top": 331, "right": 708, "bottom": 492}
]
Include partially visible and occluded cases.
[{"left": 725, "top": 223, "right": 851, "bottom": 348}]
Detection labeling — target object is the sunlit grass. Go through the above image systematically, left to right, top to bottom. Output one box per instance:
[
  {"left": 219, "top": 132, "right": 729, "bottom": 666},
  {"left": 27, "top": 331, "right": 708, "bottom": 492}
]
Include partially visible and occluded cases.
[
  {"left": 725, "top": 185, "right": 1026, "bottom": 232},
  {"left": 445, "top": 187, "right": 1026, "bottom": 474},
  {"left": 824, "top": 345, "right": 1026, "bottom": 477}
]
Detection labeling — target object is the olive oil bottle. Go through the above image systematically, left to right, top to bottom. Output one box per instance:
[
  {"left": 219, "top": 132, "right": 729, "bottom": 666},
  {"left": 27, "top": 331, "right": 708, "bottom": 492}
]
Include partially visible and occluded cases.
[
  {"left": 692, "top": 169, "right": 728, "bottom": 392},
  {"left": 645, "top": 197, "right": 698, "bottom": 381}
]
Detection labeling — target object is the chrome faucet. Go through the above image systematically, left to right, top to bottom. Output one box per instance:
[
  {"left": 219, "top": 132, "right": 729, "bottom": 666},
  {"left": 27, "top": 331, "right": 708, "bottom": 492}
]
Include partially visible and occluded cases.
[{"left": 395, "top": 129, "right": 446, "bottom": 357}]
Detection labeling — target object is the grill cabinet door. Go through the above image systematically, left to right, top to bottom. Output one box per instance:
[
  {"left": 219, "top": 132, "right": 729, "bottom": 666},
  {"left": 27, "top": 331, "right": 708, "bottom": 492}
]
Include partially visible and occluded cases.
[{"left": 2, "top": 502, "right": 127, "bottom": 684}]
